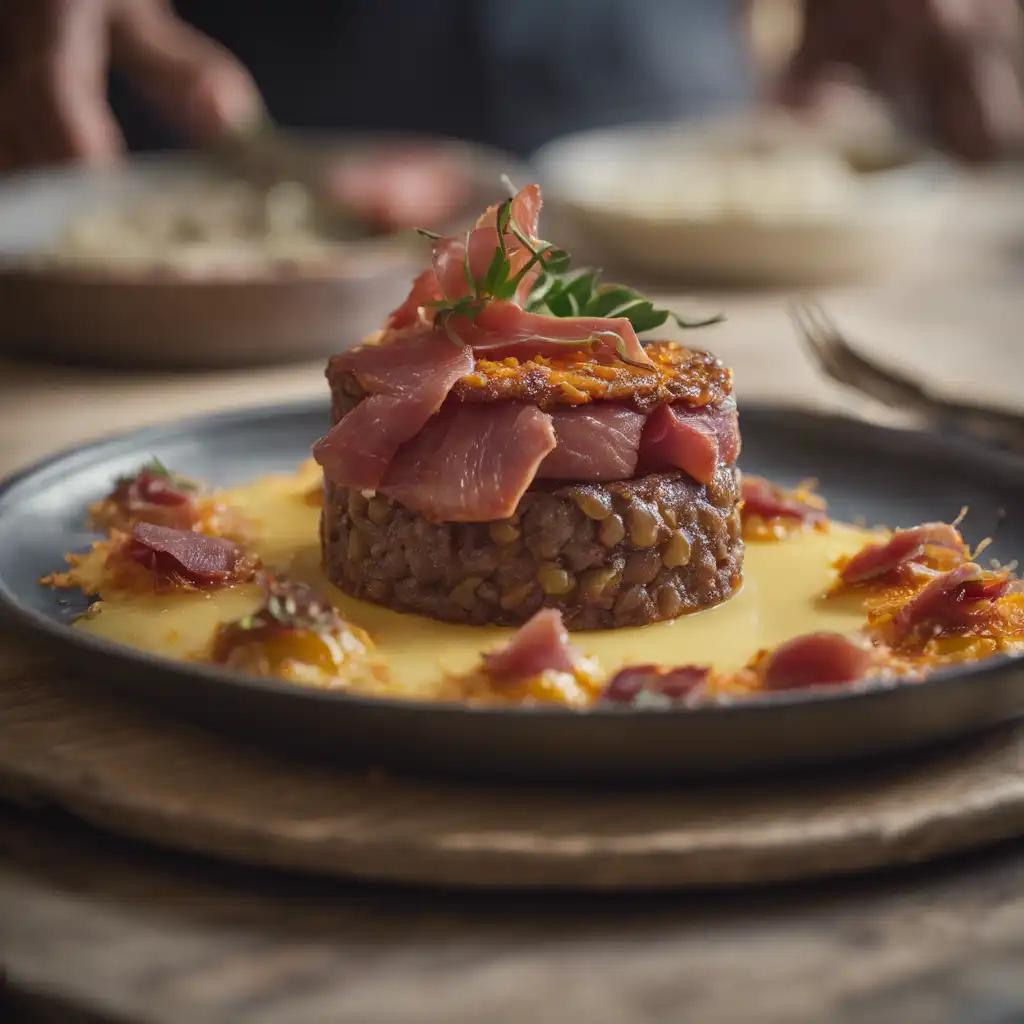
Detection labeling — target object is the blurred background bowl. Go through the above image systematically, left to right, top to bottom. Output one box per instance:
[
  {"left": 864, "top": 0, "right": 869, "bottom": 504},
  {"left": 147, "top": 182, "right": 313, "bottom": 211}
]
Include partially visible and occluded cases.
[
  {"left": 534, "top": 114, "right": 954, "bottom": 287},
  {"left": 0, "top": 135, "right": 525, "bottom": 369}
]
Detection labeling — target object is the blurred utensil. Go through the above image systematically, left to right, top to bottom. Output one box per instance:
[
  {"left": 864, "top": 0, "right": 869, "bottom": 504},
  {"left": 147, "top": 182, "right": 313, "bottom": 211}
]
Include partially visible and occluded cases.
[{"left": 792, "top": 298, "right": 1024, "bottom": 456}]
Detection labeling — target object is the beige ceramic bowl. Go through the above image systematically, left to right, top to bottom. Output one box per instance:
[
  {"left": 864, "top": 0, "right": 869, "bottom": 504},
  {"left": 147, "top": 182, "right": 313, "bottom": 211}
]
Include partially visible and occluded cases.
[
  {"left": 534, "top": 118, "right": 953, "bottom": 286},
  {"left": 0, "top": 138, "right": 523, "bottom": 369}
]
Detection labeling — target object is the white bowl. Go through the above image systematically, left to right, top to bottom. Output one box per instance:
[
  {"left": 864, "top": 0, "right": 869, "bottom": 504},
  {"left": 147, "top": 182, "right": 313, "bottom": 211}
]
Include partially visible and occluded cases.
[{"left": 534, "top": 120, "right": 954, "bottom": 286}]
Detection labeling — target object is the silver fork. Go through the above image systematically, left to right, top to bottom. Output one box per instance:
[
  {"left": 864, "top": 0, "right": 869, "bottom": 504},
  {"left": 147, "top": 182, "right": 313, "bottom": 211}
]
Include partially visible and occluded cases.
[{"left": 791, "top": 298, "right": 1024, "bottom": 457}]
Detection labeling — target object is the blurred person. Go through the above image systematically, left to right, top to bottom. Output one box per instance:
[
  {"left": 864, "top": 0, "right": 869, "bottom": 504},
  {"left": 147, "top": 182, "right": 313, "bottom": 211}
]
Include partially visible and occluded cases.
[{"left": 0, "top": 0, "right": 1020, "bottom": 226}]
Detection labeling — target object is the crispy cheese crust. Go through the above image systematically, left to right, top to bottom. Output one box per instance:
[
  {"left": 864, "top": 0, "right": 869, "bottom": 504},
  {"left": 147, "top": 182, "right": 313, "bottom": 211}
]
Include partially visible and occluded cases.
[{"left": 329, "top": 340, "right": 733, "bottom": 420}]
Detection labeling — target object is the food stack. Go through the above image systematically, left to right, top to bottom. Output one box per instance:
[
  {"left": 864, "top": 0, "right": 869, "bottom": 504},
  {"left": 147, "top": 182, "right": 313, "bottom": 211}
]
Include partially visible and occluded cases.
[{"left": 315, "top": 184, "right": 741, "bottom": 630}]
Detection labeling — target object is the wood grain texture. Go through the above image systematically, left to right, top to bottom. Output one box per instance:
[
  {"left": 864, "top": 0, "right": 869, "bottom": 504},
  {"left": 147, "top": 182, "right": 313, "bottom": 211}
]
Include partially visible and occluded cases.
[
  {"left": 2, "top": 631, "right": 1024, "bottom": 891},
  {"left": 1, "top": 805, "right": 1024, "bottom": 1024}
]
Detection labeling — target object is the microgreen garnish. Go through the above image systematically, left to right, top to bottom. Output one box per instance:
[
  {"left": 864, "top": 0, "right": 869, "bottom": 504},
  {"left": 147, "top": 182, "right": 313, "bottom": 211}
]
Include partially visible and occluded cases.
[
  {"left": 413, "top": 185, "right": 723, "bottom": 360},
  {"left": 424, "top": 196, "right": 570, "bottom": 328},
  {"left": 526, "top": 270, "right": 724, "bottom": 333},
  {"left": 114, "top": 457, "right": 197, "bottom": 492},
  {"left": 239, "top": 577, "right": 342, "bottom": 636}
]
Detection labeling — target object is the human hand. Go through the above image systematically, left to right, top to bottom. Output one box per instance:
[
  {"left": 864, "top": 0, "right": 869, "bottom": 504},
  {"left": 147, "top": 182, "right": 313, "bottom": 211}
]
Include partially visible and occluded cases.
[
  {"left": 0, "top": 0, "right": 261, "bottom": 171},
  {"left": 778, "top": 0, "right": 1024, "bottom": 162},
  {"left": 0, "top": 1, "right": 471, "bottom": 231}
]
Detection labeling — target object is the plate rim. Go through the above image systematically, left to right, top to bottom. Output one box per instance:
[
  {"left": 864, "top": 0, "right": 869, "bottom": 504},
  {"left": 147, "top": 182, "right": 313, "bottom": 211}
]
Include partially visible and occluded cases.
[{"left": 1, "top": 397, "right": 1021, "bottom": 721}]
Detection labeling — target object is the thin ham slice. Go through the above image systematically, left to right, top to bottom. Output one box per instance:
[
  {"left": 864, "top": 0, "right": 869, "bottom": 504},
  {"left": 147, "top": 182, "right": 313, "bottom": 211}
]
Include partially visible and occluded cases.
[
  {"left": 476, "top": 183, "right": 542, "bottom": 235},
  {"left": 385, "top": 185, "right": 543, "bottom": 328},
  {"left": 435, "top": 186, "right": 544, "bottom": 301},
  {"left": 386, "top": 269, "right": 443, "bottom": 330},
  {"left": 445, "top": 300, "right": 655, "bottom": 369},
  {"left": 314, "top": 331, "right": 475, "bottom": 489},
  {"left": 381, "top": 403, "right": 556, "bottom": 522},
  {"left": 638, "top": 404, "right": 740, "bottom": 485},
  {"left": 536, "top": 406, "right": 646, "bottom": 481},
  {"left": 100, "top": 468, "right": 198, "bottom": 531},
  {"left": 123, "top": 471, "right": 193, "bottom": 509},
  {"left": 740, "top": 475, "right": 826, "bottom": 523},
  {"left": 125, "top": 523, "right": 254, "bottom": 586},
  {"left": 839, "top": 523, "right": 967, "bottom": 585},
  {"left": 890, "top": 563, "right": 1011, "bottom": 645},
  {"left": 483, "top": 608, "right": 580, "bottom": 684},
  {"left": 760, "top": 632, "right": 874, "bottom": 691},
  {"left": 601, "top": 664, "right": 708, "bottom": 705}
]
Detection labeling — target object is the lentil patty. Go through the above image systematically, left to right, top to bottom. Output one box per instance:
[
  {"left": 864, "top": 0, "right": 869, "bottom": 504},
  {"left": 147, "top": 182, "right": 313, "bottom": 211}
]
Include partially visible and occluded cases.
[
  {"left": 328, "top": 339, "right": 732, "bottom": 419},
  {"left": 321, "top": 467, "right": 743, "bottom": 630}
]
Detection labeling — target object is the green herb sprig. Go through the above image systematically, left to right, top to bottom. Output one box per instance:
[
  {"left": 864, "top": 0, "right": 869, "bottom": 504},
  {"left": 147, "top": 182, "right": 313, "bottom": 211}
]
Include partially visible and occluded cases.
[
  {"left": 414, "top": 190, "right": 723, "bottom": 348},
  {"left": 416, "top": 197, "right": 569, "bottom": 326},
  {"left": 526, "top": 269, "right": 724, "bottom": 333},
  {"left": 114, "top": 457, "right": 197, "bottom": 492},
  {"left": 237, "top": 577, "right": 342, "bottom": 636}
]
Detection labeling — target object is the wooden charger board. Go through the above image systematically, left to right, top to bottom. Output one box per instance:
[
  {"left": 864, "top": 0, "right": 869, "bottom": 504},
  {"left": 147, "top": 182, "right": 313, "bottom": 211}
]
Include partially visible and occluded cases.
[{"left": 3, "top": 631, "right": 1024, "bottom": 891}]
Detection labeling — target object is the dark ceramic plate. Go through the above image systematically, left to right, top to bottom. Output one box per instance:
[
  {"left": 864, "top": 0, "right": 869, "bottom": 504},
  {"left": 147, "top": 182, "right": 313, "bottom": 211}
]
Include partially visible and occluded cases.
[{"left": 2, "top": 402, "right": 1023, "bottom": 782}]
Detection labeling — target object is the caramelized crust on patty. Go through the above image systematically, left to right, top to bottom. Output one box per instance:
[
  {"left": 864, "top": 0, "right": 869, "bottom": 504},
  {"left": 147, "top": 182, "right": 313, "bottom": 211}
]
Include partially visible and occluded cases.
[
  {"left": 329, "top": 340, "right": 732, "bottom": 421},
  {"left": 452, "top": 341, "right": 732, "bottom": 411}
]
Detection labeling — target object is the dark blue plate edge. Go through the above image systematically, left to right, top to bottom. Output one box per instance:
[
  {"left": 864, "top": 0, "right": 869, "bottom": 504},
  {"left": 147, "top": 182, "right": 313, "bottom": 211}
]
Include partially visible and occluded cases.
[{"left": 0, "top": 397, "right": 1022, "bottom": 721}]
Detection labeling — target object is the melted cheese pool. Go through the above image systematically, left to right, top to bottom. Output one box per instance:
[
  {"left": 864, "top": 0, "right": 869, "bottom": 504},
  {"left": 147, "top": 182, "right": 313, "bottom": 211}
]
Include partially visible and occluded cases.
[{"left": 74, "top": 465, "right": 881, "bottom": 701}]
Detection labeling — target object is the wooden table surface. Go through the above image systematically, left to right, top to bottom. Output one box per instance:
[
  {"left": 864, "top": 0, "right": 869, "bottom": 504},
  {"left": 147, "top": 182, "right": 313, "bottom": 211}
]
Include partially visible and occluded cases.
[{"left": 1, "top": 168, "right": 1023, "bottom": 1023}]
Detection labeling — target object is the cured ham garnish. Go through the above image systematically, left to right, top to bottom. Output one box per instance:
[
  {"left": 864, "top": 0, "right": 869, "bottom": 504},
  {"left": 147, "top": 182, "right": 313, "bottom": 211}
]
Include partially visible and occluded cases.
[
  {"left": 328, "top": 183, "right": 729, "bottom": 516},
  {"left": 476, "top": 183, "right": 542, "bottom": 236},
  {"left": 433, "top": 184, "right": 544, "bottom": 306},
  {"left": 385, "top": 185, "right": 543, "bottom": 329},
  {"left": 386, "top": 269, "right": 443, "bottom": 330},
  {"left": 443, "top": 300, "right": 655, "bottom": 369},
  {"left": 314, "top": 330, "right": 475, "bottom": 489},
  {"left": 380, "top": 403, "right": 556, "bottom": 522},
  {"left": 638, "top": 404, "right": 740, "bottom": 485},
  {"left": 536, "top": 406, "right": 646, "bottom": 481},
  {"left": 89, "top": 459, "right": 199, "bottom": 532},
  {"left": 87, "top": 460, "right": 246, "bottom": 542},
  {"left": 741, "top": 475, "right": 826, "bottom": 522},
  {"left": 837, "top": 522, "right": 968, "bottom": 587},
  {"left": 123, "top": 523, "right": 257, "bottom": 587},
  {"left": 888, "top": 563, "right": 1013, "bottom": 647},
  {"left": 483, "top": 608, "right": 582, "bottom": 684},
  {"left": 758, "top": 632, "right": 875, "bottom": 691},
  {"left": 601, "top": 664, "right": 708, "bottom": 705}
]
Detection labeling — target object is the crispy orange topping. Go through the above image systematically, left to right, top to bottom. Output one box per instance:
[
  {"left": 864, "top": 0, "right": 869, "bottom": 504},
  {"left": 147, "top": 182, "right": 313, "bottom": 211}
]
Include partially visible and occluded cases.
[
  {"left": 450, "top": 340, "right": 732, "bottom": 412},
  {"left": 559, "top": 381, "right": 589, "bottom": 404},
  {"left": 824, "top": 523, "right": 1024, "bottom": 669}
]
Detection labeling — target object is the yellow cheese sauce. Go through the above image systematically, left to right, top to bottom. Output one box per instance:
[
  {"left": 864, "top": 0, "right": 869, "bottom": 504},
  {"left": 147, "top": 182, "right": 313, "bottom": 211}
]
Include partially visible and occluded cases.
[{"left": 74, "top": 463, "right": 883, "bottom": 701}]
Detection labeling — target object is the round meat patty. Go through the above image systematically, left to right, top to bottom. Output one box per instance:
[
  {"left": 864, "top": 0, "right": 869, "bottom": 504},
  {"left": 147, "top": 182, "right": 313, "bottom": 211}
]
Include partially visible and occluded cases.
[
  {"left": 328, "top": 339, "right": 733, "bottom": 421},
  {"left": 321, "top": 466, "right": 742, "bottom": 630}
]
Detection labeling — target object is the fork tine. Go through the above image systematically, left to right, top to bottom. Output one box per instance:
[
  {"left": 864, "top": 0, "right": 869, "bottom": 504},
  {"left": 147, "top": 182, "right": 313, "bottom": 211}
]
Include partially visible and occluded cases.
[
  {"left": 789, "top": 297, "right": 857, "bottom": 379},
  {"left": 789, "top": 298, "right": 933, "bottom": 411},
  {"left": 793, "top": 300, "right": 1024, "bottom": 455}
]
